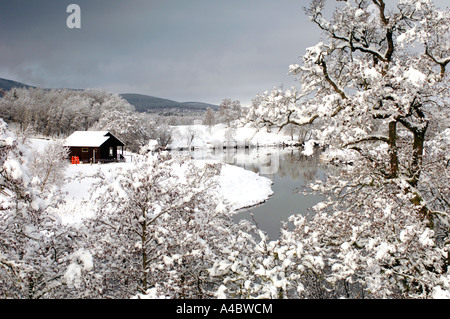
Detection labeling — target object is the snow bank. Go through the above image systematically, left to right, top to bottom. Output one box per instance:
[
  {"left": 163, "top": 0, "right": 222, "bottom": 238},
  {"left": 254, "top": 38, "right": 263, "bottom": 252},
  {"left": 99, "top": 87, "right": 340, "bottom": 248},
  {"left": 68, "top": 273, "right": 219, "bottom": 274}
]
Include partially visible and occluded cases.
[
  {"left": 169, "top": 123, "right": 295, "bottom": 150},
  {"left": 215, "top": 161, "right": 273, "bottom": 210}
]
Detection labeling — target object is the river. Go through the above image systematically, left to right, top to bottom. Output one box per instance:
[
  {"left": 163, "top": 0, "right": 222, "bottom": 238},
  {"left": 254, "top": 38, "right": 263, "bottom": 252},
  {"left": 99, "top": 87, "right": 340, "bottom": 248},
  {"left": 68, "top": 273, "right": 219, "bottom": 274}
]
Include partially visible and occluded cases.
[{"left": 177, "top": 146, "right": 325, "bottom": 241}]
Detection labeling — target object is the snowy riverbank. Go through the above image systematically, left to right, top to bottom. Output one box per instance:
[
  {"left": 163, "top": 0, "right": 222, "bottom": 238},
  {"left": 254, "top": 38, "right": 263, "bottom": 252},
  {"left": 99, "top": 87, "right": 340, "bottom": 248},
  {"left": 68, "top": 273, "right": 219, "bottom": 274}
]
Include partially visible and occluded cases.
[
  {"left": 168, "top": 123, "right": 298, "bottom": 150},
  {"left": 29, "top": 138, "right": 274, "bottom": 225}
]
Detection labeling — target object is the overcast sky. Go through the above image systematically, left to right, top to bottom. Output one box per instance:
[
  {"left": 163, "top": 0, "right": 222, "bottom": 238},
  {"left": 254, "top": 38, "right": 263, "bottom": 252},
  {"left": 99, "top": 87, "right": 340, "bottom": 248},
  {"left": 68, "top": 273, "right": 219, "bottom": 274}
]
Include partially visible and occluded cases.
[{"left": 0, "top": 1, "right": 447, "bottom": 106}]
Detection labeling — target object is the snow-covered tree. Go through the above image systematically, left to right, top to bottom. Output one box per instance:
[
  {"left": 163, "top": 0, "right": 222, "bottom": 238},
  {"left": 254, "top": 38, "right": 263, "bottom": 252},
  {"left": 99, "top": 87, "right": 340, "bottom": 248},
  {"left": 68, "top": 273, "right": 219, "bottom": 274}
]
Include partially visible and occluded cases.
[
  {"left": 245, "top": 0, "right": 449, "bottom": 298},
  {"left": 0, "top": 88, "right": 136, "bottom": 139},
  {"left": 218, "top": 98, "right": 242, "bottom": 126},
  {"left": 203, "top": 107, "right": 216, "bottom": 129},
  {"left": 91, "top": 109, "right": 151, "bottom": 153},
  {"left": 0, "top": 120, "right": 83, "bottom": 298},
  {"left": 150, "top": 123, "right": 172, "bottom": 149},
  {"left": 30, "top": 141, "right": 69, "bottom": 193},
  {"left": 81, "top": 152, "right": 258, "bottom": 298}
]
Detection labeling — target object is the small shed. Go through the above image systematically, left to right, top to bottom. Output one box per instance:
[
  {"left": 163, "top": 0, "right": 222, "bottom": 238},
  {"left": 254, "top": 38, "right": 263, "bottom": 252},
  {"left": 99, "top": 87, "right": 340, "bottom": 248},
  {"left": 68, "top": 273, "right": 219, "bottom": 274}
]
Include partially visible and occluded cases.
[{"left": 65, "top": 131, "right": 125, "bottom": 163}]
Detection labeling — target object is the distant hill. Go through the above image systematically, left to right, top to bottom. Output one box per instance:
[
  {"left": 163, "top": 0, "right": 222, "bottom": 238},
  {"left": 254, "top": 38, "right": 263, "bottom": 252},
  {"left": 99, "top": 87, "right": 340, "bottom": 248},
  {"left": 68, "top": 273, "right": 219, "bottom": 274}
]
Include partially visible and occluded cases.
[
  {"left": 0, "top": 77, "right": 218, "bottom": 113},
  {"left": 0, "top": 78, "right": 35, "bottom": 93},
  {"left": 119, "top": 93, "right": 219, "bottom": 113}
]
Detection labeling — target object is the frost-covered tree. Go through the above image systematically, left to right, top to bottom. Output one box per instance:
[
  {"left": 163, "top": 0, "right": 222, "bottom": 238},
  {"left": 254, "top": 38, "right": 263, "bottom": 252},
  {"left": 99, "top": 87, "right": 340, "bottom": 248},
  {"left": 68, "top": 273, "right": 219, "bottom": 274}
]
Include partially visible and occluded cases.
[
  {"left": 245, "top": 0, "right": 449, "bottom": 298},
  {"left": 0, "top": 88, "right": 135, "bottom": 138},
  {"left": 218, "top": 98, "right": 242, "bottom": 126},
  {"left": 203, "top": 107, "right": 216, "bottom": 129},
  {"left": 91, "top": 109, "right": 151, "bottom": 153},
  {"left": 0, "top": 120, "right": 82, "bottom": 298},
  {"left": 152, "top": 123, "right": 172, "bottom": 148},
  {"left": 29, "top": 141, "right": 69, "bottom": 193},
  {"left": 81, "top": 152, "right": 258, "bottom": 298}
]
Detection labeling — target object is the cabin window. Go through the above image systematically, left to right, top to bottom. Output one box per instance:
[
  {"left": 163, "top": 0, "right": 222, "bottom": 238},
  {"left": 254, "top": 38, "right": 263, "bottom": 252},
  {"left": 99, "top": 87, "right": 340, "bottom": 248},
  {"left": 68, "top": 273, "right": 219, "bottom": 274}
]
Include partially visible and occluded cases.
[
  {"left": 109, "top": 147, "right": 114, "bottom": 157},
  {"left": 82, "top": 148, "right": 88, "bottom": 152}
]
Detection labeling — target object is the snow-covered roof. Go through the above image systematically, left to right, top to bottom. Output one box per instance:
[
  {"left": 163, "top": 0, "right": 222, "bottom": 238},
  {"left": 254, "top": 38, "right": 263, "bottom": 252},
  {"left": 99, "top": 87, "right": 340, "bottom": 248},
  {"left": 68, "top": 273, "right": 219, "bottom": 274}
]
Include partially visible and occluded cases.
[{"left": 64, "top": 131, "right": 122, "bottom": 147}]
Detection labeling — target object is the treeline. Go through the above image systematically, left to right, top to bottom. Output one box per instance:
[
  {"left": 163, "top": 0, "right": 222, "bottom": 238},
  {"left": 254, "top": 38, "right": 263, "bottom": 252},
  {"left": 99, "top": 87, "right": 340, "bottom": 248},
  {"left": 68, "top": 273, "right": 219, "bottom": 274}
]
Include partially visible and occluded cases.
[
  {"left": 0, "top": 87, "right": 195, "bottom": 152},
  {"left": 0, "top": 87, "right": 251, "bottom": 152},
  {"left": 0, "top": 87, "right": 112, "bottom": 137}
]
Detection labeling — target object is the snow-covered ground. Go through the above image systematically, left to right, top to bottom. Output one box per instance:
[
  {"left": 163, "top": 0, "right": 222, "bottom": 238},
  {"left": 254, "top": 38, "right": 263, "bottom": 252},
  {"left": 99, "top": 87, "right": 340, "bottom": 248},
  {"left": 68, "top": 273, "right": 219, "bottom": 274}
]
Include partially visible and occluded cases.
[
  {"left": 169, "top": 123, "right": 297, "bottom": 150},
  {"left": 29, "top": 137, "right": 273, "bottom": 225}
]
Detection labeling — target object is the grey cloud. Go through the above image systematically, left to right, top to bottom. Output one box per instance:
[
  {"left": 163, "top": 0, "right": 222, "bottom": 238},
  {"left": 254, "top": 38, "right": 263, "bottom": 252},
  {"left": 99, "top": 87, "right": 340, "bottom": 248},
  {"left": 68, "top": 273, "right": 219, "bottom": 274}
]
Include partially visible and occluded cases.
[{"left": 0, "top": 0, "right": 320, "bottom": 105}]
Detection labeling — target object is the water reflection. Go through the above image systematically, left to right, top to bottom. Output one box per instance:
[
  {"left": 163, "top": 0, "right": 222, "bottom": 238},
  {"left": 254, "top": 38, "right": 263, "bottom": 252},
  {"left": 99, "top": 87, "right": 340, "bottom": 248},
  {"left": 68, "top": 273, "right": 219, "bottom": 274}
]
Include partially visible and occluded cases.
[
  {"left": 173, "top": 147, "right": 325, "bottom": 240},
  {"left": 236, "top": 148, "right": 325, "bottom": 241}
]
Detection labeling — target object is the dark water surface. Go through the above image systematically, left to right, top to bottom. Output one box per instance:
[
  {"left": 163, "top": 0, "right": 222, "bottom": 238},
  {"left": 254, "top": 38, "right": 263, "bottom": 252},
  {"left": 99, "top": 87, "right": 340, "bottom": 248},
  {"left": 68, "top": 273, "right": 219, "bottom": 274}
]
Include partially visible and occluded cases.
[{"left": 178, "top": 147, "right": 325, "bottom": 240}]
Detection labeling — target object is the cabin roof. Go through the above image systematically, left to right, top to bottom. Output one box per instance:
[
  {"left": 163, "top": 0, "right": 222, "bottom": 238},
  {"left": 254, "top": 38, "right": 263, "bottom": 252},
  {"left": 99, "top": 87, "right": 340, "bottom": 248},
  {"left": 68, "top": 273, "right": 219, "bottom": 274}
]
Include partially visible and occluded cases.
[{"left": 64, "top": 131, "right": 124, "bottom": 147}]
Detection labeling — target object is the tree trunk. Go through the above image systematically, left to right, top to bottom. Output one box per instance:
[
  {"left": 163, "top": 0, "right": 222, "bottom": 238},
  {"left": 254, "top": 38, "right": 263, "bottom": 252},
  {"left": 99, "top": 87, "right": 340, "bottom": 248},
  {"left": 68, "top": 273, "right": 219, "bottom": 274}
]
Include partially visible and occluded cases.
[
  {"left": 398, "top": 117, "right": 431, "bottom": 224},
  {"left": 388, "top": 121, "right": 398, "bottom": 178},
  {"left": 408, "top": 124, "right": 431, "bottom": 226},
  {"left": 410, "top": 128, "right": 426, "bottom": 188},
  {"left": 141, "top": 207, "right": 148, "bottom": 292}
]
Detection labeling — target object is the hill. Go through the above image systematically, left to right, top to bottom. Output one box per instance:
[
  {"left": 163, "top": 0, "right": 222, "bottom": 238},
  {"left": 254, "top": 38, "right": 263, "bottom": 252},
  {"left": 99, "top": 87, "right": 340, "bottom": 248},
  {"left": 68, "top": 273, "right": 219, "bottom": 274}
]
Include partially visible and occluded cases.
[
  {"left": 0, "top": 78, "right": 218, "bottom": 113},
  {"left": 0, "top": 78, "right": 35, "bottom": 93},
  {"left": 119, "top": 93, "right": 219, "bottom": 114}
]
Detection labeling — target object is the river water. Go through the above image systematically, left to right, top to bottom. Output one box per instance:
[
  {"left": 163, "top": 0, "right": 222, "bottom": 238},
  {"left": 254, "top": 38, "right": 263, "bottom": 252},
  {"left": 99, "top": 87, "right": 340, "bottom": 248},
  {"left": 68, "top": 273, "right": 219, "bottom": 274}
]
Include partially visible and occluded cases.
[{"left": 178, "top": 147, "right": 325, "bottom": 241}]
